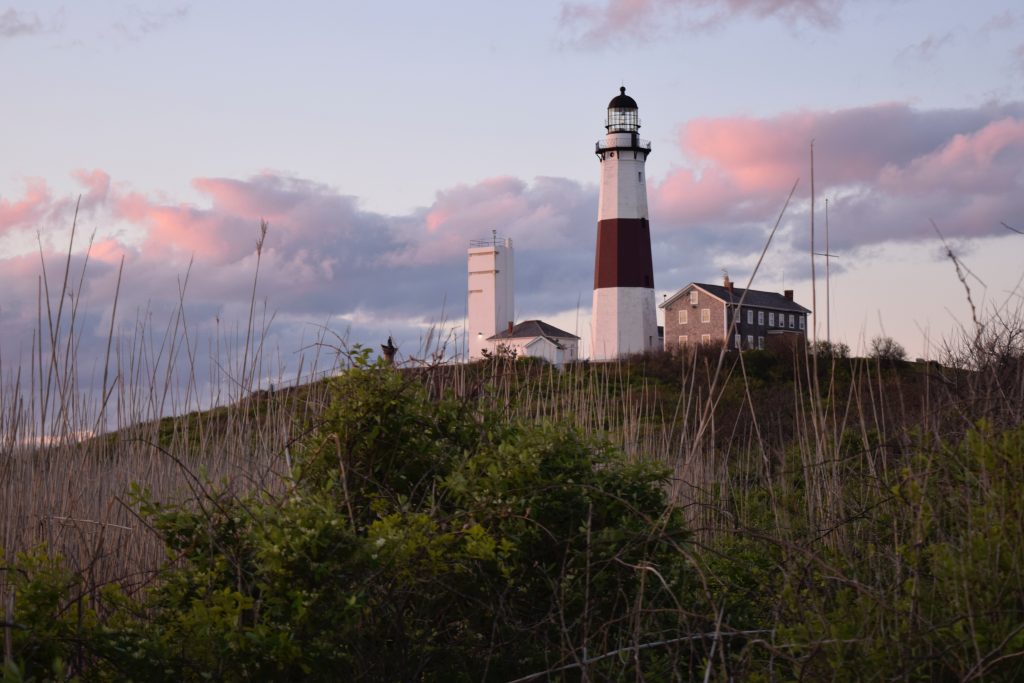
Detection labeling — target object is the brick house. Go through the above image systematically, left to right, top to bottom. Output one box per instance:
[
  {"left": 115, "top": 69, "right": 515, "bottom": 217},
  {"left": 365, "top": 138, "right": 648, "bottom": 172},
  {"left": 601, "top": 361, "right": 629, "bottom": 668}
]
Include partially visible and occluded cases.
[{"left": 660, "top": 276, "right": 811, "bottom": 351}]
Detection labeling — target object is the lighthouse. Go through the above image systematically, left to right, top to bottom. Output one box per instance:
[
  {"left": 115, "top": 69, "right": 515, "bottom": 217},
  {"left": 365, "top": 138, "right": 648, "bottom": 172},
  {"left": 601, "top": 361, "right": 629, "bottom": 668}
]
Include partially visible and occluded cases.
[{"left": 590, "top": 87, "right": 658, "bottom": 360}]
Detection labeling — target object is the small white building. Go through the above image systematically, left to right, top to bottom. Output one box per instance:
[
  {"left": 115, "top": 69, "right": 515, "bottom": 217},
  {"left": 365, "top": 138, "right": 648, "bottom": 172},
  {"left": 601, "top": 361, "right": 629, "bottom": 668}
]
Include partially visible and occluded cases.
[{"left": 486, "top": 320, "right": 580, "bottom": 367}]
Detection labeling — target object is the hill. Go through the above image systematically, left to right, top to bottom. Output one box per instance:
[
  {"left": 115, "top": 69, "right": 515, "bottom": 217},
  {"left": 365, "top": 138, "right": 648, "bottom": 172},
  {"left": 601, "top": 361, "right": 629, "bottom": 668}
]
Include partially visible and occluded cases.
[{"left": 2, "top": 331, "right": 1024, "bottom": 679}]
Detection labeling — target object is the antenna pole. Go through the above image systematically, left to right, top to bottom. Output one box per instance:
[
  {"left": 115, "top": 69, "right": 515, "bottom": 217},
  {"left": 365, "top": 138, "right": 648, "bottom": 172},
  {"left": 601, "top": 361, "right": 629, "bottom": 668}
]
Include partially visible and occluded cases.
[
  {"left": 810, "top": 141, "right": 818, "bottom": 356},
  {"left": 825, "top": 197, "right": 831, "bottom": 347}
]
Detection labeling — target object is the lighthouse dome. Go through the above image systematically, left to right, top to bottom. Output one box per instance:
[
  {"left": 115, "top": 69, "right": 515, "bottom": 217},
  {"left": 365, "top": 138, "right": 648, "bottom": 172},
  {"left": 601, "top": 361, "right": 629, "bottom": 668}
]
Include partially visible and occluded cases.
[
  {"left": 606, "top": 86, "right": 640, "bottom": 132},
  {"left": 607, "top": 87, "right": 638, "bottom": 110}
]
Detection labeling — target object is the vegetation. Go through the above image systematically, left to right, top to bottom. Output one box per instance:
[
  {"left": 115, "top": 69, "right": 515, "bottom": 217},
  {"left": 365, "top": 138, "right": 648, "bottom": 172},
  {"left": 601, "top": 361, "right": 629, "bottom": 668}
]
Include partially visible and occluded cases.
[
  {"left": 3, "top": 224, "right": 1024, "bottom": 680},
  {"left": 869, "top": 334, "right": 907, "bottom": 362}
]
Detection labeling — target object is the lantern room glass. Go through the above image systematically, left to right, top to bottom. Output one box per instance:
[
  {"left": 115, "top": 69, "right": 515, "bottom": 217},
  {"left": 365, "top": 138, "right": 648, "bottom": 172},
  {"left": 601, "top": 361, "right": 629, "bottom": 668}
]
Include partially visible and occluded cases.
[{"left": 606, "top": 107, "right": 639, "bottom": 133}]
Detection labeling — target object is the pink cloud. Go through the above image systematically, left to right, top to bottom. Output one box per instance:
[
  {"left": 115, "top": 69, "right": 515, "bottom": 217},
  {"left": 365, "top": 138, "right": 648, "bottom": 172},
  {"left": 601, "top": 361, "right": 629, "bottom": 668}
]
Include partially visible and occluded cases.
[
  {"left": 652, "top": 101, "right": 1024, "bottom": 251},
  {"left": 879, "top": 118, "right": 1024, "bottom": 194},
  {"left": 0, "top": 167, "right": 599, "bottom": 392},
  {"left": 71, "top": 169, "right": 111, "bottom": 207},
  {"left": 0, "top": 172, "right": 103, "bottom": 237},
  {"left": 390, "top": 176, "right": 593, "bottom": 266},
  {"left": 0, "top": 178, "right": 51, "bottom": 233},
  {"left": 112, "top": 191, "right": 248, "bottom": 263},
  {"left": 88, "top": 238, "right": 125, "bottom": 265}
]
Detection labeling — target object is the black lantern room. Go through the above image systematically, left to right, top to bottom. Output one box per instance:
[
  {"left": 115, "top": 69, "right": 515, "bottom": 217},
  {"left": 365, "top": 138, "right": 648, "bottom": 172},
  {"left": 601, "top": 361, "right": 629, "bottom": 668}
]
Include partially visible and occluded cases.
[{"left": 606, "top": 86, "right": 639, "bottom": 133}]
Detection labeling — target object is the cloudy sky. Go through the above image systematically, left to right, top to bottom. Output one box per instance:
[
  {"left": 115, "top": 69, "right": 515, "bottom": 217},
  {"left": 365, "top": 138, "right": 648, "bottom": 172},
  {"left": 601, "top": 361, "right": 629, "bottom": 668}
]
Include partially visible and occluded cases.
[{"left": 2, "top": 0, "right": 1023, "bottom": 390}]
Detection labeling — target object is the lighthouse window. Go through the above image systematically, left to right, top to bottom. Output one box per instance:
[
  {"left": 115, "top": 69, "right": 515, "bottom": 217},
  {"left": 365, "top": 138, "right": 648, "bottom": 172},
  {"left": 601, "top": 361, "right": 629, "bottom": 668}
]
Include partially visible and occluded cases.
[
  {"left": 609, "top": 151, "right": 615, "bottom": 157},
  {"left": 638, "top": 172, "right": 643, "bottom": 183}
]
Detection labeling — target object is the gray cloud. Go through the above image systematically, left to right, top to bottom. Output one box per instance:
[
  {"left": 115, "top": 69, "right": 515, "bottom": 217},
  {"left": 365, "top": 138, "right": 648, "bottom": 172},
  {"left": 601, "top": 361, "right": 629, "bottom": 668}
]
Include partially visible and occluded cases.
[
  {"left": 559, "top": 0, "right": 850, "bottom": 48},
  {"left": 112, "top": 4, "right": 189, "bottom": 41},
  {"left": 0, "top": 8, "right": 41, "bottom": 38},
  {"left": 897, "top": 31, "right": 955, "bottom": 63}
]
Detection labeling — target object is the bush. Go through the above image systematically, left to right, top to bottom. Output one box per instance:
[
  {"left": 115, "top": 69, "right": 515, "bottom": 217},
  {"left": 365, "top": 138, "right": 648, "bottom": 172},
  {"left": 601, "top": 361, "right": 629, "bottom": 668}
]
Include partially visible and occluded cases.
[
  {"left": 869, "top": 335, "right": 906, "bottom": 362},
  {"left": 812, "top": 340, "right": 850, "bottom": 359},
  {"left": 3, "top": 357, "right": 699, "bottom": 681}
]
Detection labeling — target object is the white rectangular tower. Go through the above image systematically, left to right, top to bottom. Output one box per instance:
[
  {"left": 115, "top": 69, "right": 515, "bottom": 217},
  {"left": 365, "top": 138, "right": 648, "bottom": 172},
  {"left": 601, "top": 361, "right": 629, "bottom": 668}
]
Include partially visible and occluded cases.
[{"left": 467, "top": 235, "right": 514, "bottom": 360}]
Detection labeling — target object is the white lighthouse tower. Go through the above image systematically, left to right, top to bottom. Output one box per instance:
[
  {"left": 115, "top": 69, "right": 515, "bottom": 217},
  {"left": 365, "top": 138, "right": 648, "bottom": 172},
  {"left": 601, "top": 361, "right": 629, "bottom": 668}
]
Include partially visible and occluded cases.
[
  {"left": 590, "top": 87, "right": 658, "bottom": 360},
  {"left": 467, "top": 233, "right": 514, "bottom": 360}
]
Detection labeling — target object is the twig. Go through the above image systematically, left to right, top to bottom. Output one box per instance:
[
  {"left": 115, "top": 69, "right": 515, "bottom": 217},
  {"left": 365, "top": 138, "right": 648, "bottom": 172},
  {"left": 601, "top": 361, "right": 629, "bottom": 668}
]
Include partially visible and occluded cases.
[
  {"left": 931, "top": 220, "right": 982, "bottom": 338},
  {"left": 46, "top": 516, "right": 133, "bottom": 532},
  {"left": 505, "top": 629, "right": 773, "bottom": 683}
]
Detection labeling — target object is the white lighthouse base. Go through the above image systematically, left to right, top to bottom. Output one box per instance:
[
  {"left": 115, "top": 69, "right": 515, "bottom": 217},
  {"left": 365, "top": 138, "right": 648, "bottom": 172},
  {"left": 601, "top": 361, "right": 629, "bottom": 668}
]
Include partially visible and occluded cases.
[{"left": 590, "top": 287, "right": 658, "bottom": 361}]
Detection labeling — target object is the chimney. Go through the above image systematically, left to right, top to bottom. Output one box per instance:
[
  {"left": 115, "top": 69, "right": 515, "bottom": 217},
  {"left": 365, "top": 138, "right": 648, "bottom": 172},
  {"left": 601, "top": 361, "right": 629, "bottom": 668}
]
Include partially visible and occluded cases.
[
  {"left": 723, "top": 274, "right": 734, "bottom": 294},
  {"left": 784, "top": 289, "right": 793, "bottom": 301},
  {"left": 507, "top": 321, "right": 514, "bottom": 334},
  {"left": 381, "top": 336, "right": 397, "bottom": 366}
]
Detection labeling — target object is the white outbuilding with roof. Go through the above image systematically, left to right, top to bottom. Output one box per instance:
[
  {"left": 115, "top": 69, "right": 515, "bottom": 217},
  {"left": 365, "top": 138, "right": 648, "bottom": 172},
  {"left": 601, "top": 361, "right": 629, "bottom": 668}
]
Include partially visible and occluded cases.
[{"left": 487, "top": 320, "right": 580, "bottom": 367}]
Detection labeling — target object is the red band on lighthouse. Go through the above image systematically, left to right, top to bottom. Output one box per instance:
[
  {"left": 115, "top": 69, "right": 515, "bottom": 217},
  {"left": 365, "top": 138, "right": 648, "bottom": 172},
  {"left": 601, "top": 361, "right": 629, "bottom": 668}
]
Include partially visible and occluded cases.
[{"left": 593, "top": 218, "right": 654, "bottom": 289}]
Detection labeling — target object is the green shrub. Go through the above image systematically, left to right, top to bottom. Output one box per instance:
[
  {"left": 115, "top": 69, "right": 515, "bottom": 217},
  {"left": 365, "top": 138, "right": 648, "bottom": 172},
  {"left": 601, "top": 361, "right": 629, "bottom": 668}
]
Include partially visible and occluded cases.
[{"left": 3, "top": 357, "right": 695, "bottom": 680}]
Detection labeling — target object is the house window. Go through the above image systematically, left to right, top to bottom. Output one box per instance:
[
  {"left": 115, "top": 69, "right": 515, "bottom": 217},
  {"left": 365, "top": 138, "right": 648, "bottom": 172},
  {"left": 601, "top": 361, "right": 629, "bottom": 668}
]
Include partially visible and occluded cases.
[
  {"left": 690, "top": 291, "right": 699, "bottom": 306},
  {"left": 701, "top": 308, "right": 710, "bottom": 323},
  {"left": 678, "top": 309, "right": 687, "bottom": 325},
  {"left": 746, "top": 309, "right": 753, "bottom": 325},
  {"left": 758, "top": 310, "right": 764, "bottom": 325},
  {"left": 769, "top": 312, "right": 775, "bottom": 327},
  {"left": 789, "top": 314, "right": 795, "bottom": 329},
  {"left": 799, "top": 315, "right": 805, "bottom": 330},
  {"left": 734, "top": 333, "right": 741, "bottom": 349},
  {"left": 701, "top": 334, "right": 711, "bottom": 344},
  {"left": 747, "top": 334, "right": 754, "bottom": 348},
  {"left": 678, "top": 335, "right": 688, "bottom": 345},
  {"left": 758, "top": 336, "right": 765, "bottom": 350}
]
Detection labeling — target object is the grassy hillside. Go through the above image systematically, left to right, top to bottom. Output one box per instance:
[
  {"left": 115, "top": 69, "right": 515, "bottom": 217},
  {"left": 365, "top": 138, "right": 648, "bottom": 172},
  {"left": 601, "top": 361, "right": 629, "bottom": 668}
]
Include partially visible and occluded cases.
[{"left": 2, "top": 322, "right": 1024, "bottom": 679}]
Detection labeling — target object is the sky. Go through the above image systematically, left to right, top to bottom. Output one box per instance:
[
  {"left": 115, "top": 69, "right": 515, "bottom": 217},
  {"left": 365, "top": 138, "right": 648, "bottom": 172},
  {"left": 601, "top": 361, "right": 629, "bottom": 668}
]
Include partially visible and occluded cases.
[{"left": 2, "top": 0, "right": 1024, "bottom": 395}]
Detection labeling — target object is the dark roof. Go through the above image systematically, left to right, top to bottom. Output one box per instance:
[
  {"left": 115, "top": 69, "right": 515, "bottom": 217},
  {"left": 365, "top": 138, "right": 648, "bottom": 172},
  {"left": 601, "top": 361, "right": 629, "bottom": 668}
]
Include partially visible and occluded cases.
[
  {"left": 608, "top": 86, "right": 638, "bottom": 110},
  {"left": 661, "top": 283, "right": 811, "bottom": 314},
  {"left": 487, "top": 319, "right": 580, "bottom": 341}
]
